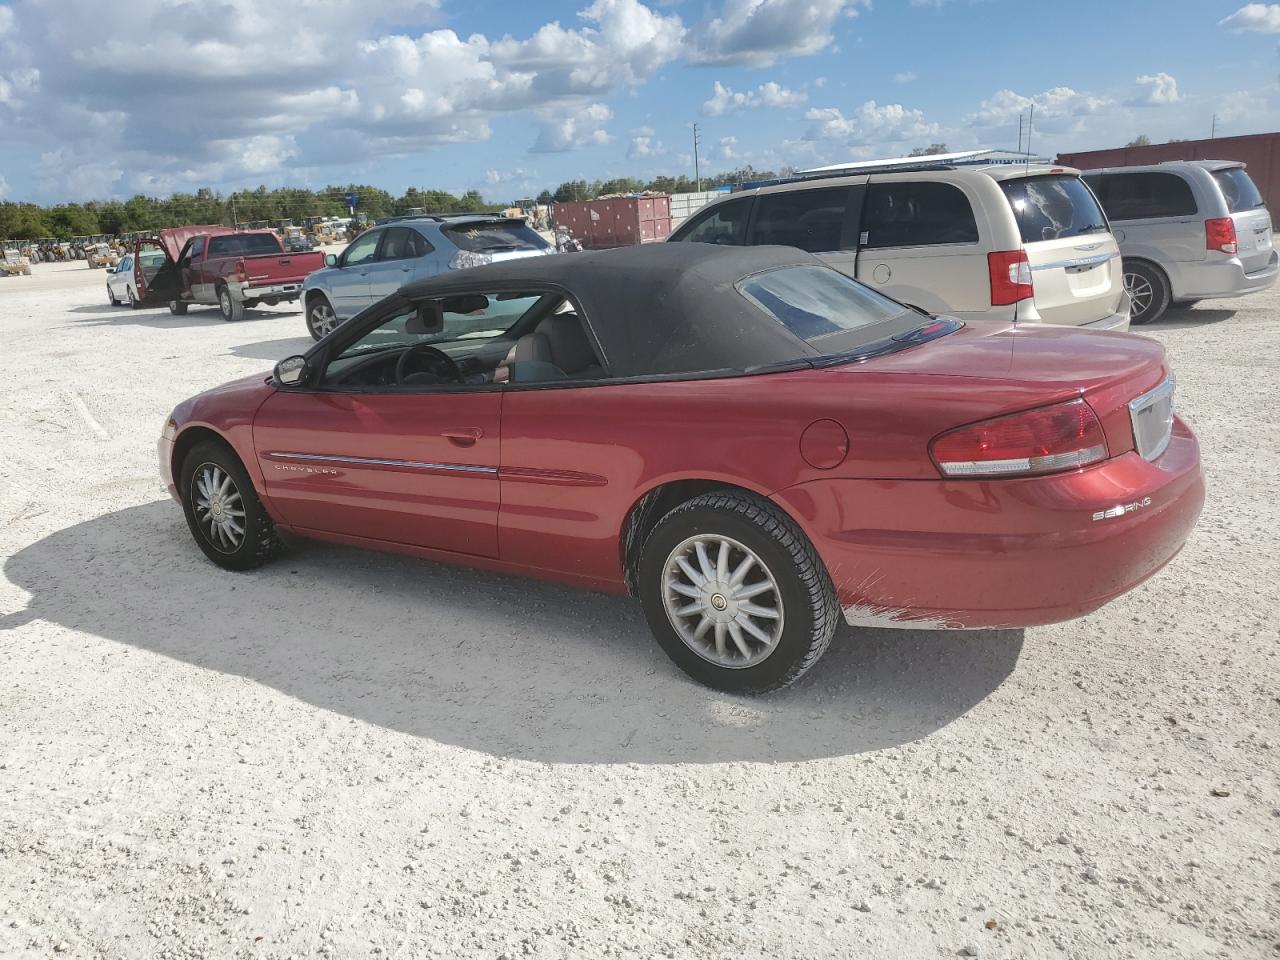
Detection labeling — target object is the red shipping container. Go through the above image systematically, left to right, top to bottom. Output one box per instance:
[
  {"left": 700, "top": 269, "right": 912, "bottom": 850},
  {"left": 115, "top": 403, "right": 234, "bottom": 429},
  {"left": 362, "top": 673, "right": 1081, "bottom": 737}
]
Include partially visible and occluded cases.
[{"left": 553, "top": 196, "right": 673, "bottom": 248}]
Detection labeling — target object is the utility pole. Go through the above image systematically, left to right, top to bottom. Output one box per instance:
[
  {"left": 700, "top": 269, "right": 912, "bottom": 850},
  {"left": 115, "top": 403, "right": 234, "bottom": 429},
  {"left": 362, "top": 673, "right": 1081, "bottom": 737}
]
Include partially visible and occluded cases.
[
  {"left": 1017, "top": 114, "right": 1024, "bottom": 154},
  {"left": 1211, "top": 114, "right": 1217, "bottom": 139},
  {"left": 692, "top": 123, "right": 702, "bottom": 192}
]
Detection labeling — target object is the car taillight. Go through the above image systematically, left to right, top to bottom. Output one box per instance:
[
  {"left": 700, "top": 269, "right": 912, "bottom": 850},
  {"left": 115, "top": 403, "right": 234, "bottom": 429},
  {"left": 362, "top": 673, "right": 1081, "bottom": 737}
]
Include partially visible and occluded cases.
[
  {"left": 1205, "top": 217, "right": 1237, "bottom": 255},
  {"left": 450, "top": 250, "right": 493, "bottom": 270},
  {"left": 988, "top": 250, "right": 1033, "bottom": 306},
  {"left": 236, "top": 261, "right": 248, "bottom": 282},
  {"left": 930, "top": 398, "right": 1108, "bottom": 478}
]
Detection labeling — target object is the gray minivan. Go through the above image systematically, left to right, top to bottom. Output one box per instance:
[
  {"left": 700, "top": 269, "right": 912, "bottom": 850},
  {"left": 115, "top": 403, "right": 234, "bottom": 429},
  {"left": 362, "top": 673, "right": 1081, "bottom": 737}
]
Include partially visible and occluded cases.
[{"left": 1083, "top": 160, "right": 1276, "bottom": 324}]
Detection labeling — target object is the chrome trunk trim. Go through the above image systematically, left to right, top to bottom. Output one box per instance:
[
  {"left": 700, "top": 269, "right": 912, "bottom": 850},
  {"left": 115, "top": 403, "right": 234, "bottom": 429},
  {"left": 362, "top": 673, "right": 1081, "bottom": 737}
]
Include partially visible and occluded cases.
[{"left": 1128, "top": 374, "right": 1176, "bottom": 462}]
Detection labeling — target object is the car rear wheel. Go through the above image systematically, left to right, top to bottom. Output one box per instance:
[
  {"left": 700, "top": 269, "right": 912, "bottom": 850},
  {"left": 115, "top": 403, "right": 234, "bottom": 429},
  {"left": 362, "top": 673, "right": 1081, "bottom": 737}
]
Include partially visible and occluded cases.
[
  {"left": 1123, "top": 261, "right": 1170, "bottom": 325},
  {"left": 107, "top": 285, "right": 119, "bottom": 306},
  {"left": 217, "top": 285, "right": 245, "bottom": 322},
  {"left": 127, "top": 287, "right": 142, "bottom": 310},
  {"left": 306, "top": 297, "right": 340, "bottom": 340},
  {"left": 169, "top": 299, "right": 188, "bottom": 315},
  {"left": 179, "top": 441, "right": 282, "bottom": 571},
  {"left": 638, "top": 491, "right": 838, "bottom": 693}
]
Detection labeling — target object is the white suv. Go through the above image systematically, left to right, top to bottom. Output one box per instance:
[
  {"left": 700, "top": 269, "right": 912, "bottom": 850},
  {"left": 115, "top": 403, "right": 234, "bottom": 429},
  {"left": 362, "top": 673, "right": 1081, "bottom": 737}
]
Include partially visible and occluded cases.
[{"left": 667, "top": 164, "right": 1129, "bottom": 330}]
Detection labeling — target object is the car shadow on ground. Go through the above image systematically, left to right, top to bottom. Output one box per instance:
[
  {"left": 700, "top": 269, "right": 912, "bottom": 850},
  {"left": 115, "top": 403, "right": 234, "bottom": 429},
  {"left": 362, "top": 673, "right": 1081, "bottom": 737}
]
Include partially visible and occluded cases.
[
  {"left": 65, "top": 304, "right": 297, "bottom": 328},
  {"left": 1147, "top": 307, "right": 1236, "bottom": 329},
  {"left": 231, "top": 336, "right": 316, "bottom": 362},
  {"left": 1, "top": 501, "right": 1024, "bottom": 765}
]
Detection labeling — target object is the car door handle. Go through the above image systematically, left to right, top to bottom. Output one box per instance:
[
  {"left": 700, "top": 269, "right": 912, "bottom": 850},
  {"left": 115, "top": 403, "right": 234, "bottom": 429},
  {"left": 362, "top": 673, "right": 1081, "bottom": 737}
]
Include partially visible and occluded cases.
[{"left": 442, "top": 427, "right": 484, "bottom": 445}]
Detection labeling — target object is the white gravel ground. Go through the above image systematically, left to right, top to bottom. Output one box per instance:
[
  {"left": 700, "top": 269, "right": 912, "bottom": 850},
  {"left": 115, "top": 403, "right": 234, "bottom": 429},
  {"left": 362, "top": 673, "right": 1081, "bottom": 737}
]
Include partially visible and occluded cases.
[{"left": 0, "top": 260, "right": 1277, "bottom": 960}]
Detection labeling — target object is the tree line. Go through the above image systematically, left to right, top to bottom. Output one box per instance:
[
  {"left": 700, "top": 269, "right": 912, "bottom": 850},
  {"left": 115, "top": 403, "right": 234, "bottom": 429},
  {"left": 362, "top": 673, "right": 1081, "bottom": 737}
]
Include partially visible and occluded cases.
[
  {"left": 1, "top": 165, "right": 796, "bottom": 240},
  {"left": 0, "top": 184, "right": 498, "bottom": 240}
]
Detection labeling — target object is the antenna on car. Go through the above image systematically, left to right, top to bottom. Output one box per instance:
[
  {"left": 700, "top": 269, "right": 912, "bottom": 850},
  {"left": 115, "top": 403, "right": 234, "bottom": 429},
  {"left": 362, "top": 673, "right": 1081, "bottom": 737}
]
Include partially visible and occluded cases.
[{"left": 1012, "top": 104, "right": 1035, "bottom": 329}]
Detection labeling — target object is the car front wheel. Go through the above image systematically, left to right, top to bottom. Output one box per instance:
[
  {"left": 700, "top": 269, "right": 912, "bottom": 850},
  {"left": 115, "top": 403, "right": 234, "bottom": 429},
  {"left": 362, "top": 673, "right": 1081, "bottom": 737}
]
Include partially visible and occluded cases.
[
  {"left": 1123, "top": 261, "right": 1170, "bottom": 325},
  {"left": 306, "top": 296, "right": 340, "bottom": 340},
  {"left": 179, "top": 440, "right": 282, "bottom": 571},
  {"left": 638, "top": 491, "right": 838, "bottom": 693}
]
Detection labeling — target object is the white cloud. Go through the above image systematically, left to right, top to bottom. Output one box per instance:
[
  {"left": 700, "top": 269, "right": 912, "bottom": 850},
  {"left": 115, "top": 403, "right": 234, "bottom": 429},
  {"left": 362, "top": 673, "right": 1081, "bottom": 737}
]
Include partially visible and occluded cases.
[
  {"left": 690, "top": 0, "right": 869, "bottom": 68},
  {"left": 1219, "top": 3, "right": 1280, "bottom": 32},
  {"left": 0, "top": 5, "right": 13, "bottom": 36},
  {"left": 893, "top": 71, "right": 916, "bottom": 84},
  {"left": 1131, "top": 72, "right": 1181, "bottom": 106},
  {"left": 702, "top": 80, "right": 806, "bottom": 115},
  {"left": 967, "top": 86, "right": 1111, "bottom": 133},
  {"left": 804, "top": 100, "right": 938, "bottom": 144},
  {"left": 531, "top": 102, "right": 613, "bottom": 152},
  {"left": 627, "top": 127, "right": 666, "bottom": 159},
  {"left": 719, "top": 135, "right": 739, "bottom": 160},
  {"left": 0, "top": 174, "right": 9, "bottom": 199}
]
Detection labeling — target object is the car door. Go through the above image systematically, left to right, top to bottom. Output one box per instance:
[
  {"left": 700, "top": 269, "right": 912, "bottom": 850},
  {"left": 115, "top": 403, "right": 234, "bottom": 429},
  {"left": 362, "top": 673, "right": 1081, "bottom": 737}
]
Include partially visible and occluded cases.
[
  {"left": 1087, "top": 171, "right": 1202, "bottom": 270},
  {"left": 855, "top": 177, "right": 989, "bottom": 317},
  {"left": 745, "top": 184, "right": 863, "bottom": 275},
  {"left": 365, "top": 227, "right": 423, "bottom": 301},
  {"left": 327, "top": 228, "right": 380, "bottom": 318},
  {"left": 251, "top": 297, "right": 507, "bottom": 557}
]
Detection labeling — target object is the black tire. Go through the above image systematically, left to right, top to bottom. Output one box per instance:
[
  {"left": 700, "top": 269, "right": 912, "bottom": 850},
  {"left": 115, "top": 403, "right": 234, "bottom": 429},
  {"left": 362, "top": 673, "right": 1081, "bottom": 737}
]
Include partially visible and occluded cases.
[
  {"left": 1123, "top": 260, "right": 1170, "bottom": 325},
  {"left": 107, "top": 285, "right": 119, "bottom": 306},
  {"left": 217, "top": 285, "right": 245, "bottom": 322},
  {"left": 127, "top": 287, "right": 143, "bottom": 310},
  {"left": 306, "top": 295, "right": 340, "bottom": 340},
  {"left": 169, "top": 299, "right": 188, "bottom": 315},
  {"left": 243, "top": 299, "right": 260, "bottom": 309},
  {"left": 179, "top": 440, "right": 282, "bottom": 571},
  {"left": 637, "top": 491, "right": 838, "bottom": 693}
]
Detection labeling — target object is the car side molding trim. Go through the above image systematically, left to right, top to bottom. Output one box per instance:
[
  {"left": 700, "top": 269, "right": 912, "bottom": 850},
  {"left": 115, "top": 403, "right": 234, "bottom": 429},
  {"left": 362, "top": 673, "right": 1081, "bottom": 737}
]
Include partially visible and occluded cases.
[{"left": 265, "top": 451, "right": 497, "bottom": 476}]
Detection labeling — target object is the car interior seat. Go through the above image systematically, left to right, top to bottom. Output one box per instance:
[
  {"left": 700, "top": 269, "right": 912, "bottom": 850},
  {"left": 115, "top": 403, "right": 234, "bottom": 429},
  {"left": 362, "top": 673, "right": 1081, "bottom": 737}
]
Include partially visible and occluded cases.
[{"left": 501, "top": 313, "right": 603, "bottom": 381}]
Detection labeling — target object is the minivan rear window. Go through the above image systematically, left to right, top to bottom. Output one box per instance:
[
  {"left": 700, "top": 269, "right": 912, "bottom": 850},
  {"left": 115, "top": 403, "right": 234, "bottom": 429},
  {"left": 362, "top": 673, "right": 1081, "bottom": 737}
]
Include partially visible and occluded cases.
[
  {"left": 1212, "top": 167, "right": 1266, "bottom": 213},
  {"left": 1001, "top": 175, "right": 1109, "bottom": 243},
  {"left": 444, "top": 221, "right": 550, "bottom": 253}
]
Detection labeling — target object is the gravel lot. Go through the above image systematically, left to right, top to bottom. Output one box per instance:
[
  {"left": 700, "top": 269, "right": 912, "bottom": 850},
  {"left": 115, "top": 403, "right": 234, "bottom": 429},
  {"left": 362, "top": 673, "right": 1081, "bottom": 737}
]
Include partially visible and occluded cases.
[{"left": 1, "top": 260, "right": 1276, "bottom": 960}]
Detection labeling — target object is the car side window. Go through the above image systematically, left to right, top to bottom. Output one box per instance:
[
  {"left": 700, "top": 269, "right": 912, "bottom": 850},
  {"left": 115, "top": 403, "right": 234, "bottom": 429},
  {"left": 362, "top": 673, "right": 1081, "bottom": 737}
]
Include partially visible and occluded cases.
[
  {"left": 1091, "top": 172, "right": 1198, "bottom": 221},
  {"left": 861, "top": 181, "right": 979, "bottom": 249},
  {"left": 749, "top": 188, "right": 849, "bottom": 252},
  {"left": 675, "top": 198, "right": 751, "bottom": 245},
  {"left": 377, "top": 227, "right": 416, "bottom": 262},
  {"left": 406, "top": 229, "right": 432, "bottom": 257},
  {"left": 343, "top": 230, "right": 381, "bottom": 267},
  {"left": 189, "top": 237, "right": 205, "bottom": 259},
  {"left": 118, "top": 255, "right": 132, "bottom": 271}
]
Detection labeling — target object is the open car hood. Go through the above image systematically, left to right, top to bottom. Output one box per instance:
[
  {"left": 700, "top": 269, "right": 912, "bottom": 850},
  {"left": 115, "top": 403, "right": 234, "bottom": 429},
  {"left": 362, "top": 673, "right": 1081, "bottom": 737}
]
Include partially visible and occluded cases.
[{"left": 153, "top": 224, "right": 235, "bottom": 263}]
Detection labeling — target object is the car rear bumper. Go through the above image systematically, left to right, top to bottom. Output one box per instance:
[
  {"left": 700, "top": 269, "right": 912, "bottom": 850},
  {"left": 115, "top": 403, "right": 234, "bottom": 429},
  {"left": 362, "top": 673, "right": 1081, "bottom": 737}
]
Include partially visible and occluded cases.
[
  {"left": 1168, "top": 251, "right": 1279, "bottom": 300},
  {"left": 1078, "top": 291, "right": 1131, "bottom": 332},
  {"left": 771, "top": 417, "right": 1203, "bottom": 630}
]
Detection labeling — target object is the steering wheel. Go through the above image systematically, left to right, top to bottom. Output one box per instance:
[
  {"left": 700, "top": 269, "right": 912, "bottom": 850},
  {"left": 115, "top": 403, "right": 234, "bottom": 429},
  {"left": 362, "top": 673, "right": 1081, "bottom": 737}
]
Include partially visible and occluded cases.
[{"left": 395, "top": 343, "right": 462, "bottom": 385}]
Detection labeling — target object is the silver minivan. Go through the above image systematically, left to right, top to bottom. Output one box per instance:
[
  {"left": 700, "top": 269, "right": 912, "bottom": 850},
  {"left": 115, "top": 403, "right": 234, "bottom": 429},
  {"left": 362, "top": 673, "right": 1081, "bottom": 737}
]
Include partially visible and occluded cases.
[
  {"left": 1083, "top": 160, "right": 1277, "bottom": 324},
  {"left": 667, "top": 164, "right": 1129, "bottom": 330}
]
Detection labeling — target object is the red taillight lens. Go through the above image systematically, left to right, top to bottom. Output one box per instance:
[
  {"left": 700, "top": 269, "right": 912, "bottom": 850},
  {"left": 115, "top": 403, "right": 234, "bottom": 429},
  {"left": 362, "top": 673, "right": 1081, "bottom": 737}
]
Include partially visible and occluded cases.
[
  {"left": 1205, "top": 217, "right": 1237, "bottom": 255},
  {"left": 988, "top": 250, "right": 1033, "bottom": 306},
  {"left": 930, "top": 399, "right": 1108, "bottom": 478}
]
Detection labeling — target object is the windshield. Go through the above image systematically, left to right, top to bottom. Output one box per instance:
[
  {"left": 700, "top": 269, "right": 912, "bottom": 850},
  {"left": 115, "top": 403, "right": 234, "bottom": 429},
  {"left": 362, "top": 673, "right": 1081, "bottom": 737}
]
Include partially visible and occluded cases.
[
  {"left": 1213, "top": 167, "right": 1266, "bottom": 213},
  {"left": 1001, "top": 175, "right": 1109, "bottom": 243},
  {"left": 444, "top": 221, "right": 550, "bottom": 253},
  {"left": 207, "top": 233, "right": 283, "bottom": 257},
  {"left": 736, "top": 265, "right": 915, "bottom": 357}
]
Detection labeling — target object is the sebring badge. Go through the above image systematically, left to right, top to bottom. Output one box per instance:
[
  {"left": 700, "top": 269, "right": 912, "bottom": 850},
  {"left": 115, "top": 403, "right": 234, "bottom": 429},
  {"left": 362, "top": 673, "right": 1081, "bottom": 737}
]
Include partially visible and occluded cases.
[{"left": 1092, "top": 497, "right": 1152, "bottom": 522}]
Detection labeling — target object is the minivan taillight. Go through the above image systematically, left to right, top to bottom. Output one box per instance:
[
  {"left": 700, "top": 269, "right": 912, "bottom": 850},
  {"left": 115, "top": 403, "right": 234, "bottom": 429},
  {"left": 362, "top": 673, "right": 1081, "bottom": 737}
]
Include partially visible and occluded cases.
[
  {"left": 1205, "top": 217, "right": 1237, "bottom": 255},
  {"left": 988, "top": 250, "right": 1033, "bottom": 305},
  {"left": 930, "top": 399, "right": 1108, "bottom": 478}
]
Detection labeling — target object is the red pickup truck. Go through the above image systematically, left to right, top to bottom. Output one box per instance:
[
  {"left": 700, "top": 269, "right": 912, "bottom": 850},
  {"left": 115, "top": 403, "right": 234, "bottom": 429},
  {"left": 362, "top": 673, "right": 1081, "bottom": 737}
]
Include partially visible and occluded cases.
[{"left": 132, "top": 225, "right": 325, "bottom": 321}]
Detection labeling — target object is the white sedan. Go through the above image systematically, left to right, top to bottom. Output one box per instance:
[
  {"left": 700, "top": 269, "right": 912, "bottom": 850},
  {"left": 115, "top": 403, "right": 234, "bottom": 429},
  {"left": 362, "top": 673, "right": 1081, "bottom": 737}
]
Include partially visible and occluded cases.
[{"left": 105, "top": 250, "right": 165, "bottom": 308}]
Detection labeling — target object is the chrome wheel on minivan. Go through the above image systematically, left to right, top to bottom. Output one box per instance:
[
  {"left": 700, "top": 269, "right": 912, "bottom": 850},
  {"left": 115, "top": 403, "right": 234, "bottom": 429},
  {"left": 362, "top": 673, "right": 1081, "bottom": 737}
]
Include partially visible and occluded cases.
[{"left": 1123, "top": 261, "right": 1170, "bottom": 325}]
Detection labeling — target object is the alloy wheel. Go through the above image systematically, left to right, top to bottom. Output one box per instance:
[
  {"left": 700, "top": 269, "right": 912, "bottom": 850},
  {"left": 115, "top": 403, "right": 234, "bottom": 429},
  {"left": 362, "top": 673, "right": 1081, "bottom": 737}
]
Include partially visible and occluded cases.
[
  {"left": 1124, "top": 271, "right": 1154, "bottom": 320},
  {"left": 311, "top": 301, "right": 339, "bottom": 338},
  {"left": 191, "top": 463, "right": 246, "bottom": 553},
  {"left": 661, "top": 534, "right": 784, "bottom": 668}
]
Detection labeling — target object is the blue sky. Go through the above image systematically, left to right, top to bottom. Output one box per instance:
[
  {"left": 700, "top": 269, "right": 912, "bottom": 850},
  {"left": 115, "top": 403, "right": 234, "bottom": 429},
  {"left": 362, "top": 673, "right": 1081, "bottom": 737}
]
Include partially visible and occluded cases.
[{"left": 1, "top": 0, "right": 1277, "bottom": 204}]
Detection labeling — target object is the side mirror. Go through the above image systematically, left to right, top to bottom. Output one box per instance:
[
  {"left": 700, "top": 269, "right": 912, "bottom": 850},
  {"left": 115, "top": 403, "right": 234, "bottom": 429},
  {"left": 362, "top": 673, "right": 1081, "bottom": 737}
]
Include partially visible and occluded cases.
[
  {"left": 325, "top": 253, "right": 338, "bottom": 268},
  {"left": 274, "top": 355, "right": 309, "bottom": 386}
]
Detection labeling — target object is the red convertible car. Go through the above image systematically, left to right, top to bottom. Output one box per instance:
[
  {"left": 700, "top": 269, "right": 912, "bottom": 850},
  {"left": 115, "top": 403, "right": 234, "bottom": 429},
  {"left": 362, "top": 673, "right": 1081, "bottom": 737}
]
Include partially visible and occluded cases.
[{"left": 159, "top": 244, "right": 1203, "bottom": 692}]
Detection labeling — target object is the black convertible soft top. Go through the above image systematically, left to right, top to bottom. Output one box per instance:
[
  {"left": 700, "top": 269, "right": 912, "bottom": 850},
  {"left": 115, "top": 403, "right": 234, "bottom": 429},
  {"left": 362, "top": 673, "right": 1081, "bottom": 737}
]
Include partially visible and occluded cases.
[{"left": 398, "top": 243, "right": 831, "bottom": 378}]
